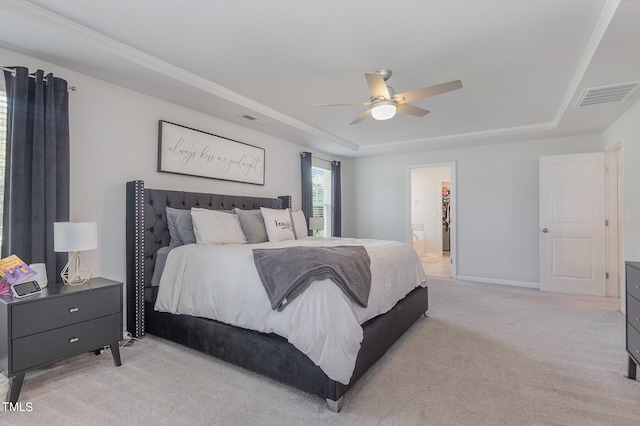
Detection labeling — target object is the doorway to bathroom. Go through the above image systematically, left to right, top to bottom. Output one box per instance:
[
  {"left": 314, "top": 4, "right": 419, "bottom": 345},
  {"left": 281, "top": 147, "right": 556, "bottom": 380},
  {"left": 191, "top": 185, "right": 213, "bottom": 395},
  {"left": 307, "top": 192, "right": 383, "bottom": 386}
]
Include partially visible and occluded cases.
[{"left": 409, "top": 163, "right": 455, "bottom": 278}]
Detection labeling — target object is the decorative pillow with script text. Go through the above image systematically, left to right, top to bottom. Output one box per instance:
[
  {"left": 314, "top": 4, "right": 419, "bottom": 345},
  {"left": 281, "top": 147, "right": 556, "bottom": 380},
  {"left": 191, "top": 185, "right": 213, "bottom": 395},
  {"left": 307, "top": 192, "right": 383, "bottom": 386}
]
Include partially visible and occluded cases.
[{"left": 260, "top": 207, "right": 295, "bottom": 242}]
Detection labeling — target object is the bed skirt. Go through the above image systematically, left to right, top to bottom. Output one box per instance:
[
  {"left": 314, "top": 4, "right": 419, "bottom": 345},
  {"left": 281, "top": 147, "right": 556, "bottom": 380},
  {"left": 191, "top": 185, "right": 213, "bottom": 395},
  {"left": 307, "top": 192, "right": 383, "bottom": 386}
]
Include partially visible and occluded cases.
[{"left": 144, "top": 284, "right": 428, "bottom": 405}]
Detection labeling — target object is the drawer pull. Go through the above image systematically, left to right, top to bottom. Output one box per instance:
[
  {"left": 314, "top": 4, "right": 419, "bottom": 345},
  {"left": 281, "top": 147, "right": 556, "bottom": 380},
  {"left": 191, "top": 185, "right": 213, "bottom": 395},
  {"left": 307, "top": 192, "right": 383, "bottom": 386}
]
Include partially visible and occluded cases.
[
  {"left": 637, "top": 285, "right": 640, "bottom": 289},
  {"left": 69, "top": 307, "right": 79, "bottom": 313},
  {"left": 69, "top": 337, "right": 79, "bottom": 343}
]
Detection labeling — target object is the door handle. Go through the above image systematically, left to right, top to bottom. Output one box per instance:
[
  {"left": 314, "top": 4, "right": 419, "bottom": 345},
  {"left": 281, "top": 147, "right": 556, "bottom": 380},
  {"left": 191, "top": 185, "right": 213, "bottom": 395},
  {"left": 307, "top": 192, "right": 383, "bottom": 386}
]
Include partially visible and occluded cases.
[{"left": 541, "top": 228, "right": 549, "bottom": 233}]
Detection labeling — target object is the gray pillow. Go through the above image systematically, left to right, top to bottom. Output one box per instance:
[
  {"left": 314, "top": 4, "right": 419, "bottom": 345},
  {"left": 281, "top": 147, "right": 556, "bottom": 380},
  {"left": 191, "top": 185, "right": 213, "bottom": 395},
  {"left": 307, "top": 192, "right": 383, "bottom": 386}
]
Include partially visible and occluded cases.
[
  {"left": 166, "top": 207, "right": 196, "bottom": 246},
  {"left": 234, "top": 208, "right": 268, "bottom": 244},
  {"left": 151, "top": 246, "right": 174, "bottom": 286}
]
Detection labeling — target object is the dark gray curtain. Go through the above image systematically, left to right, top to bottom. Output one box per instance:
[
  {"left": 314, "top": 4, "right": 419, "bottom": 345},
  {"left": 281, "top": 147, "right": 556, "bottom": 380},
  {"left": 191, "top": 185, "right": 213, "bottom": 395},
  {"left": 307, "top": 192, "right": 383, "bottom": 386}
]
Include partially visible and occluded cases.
[
  {"left": 2, "top": 66, "right": 70, "bottom": 285},
  {"left": 300, "top": 152, "right": 312, "bottom": 236},
  {"left": 331, "top": 160, "right": 342, "bottom": 237}
]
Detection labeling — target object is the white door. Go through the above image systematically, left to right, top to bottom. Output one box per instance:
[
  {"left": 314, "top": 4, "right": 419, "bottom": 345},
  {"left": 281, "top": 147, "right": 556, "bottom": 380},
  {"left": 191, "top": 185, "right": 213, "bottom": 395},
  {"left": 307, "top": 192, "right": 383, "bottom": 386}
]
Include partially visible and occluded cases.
[{"left": 539, "top": 153, "right": 606, "bottom": 296}]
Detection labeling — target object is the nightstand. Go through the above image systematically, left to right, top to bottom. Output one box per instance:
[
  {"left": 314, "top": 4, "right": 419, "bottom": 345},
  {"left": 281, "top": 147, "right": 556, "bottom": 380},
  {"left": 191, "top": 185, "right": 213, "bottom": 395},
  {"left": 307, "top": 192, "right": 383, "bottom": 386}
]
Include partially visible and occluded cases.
[
  {"left": 627, "top": 261, "right": 640, "bottom": 379},
  {"left": 0, "top": 277, "right": 123, "bottom": 403}
]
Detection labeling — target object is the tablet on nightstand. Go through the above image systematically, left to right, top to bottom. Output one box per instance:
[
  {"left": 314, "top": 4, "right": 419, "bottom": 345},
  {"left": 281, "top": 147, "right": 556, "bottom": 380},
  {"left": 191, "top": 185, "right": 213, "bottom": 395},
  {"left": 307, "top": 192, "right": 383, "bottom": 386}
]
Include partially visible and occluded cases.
[{"left": 11, "top": 280, "right": 42, "bottom": 298}]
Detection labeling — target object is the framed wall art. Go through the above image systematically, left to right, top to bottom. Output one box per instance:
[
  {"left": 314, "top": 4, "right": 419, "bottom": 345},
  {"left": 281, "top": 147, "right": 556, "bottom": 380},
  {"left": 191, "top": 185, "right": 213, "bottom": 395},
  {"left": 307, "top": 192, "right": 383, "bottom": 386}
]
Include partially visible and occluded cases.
[{"left": 158, "top": 120, "right": 265, "bottom": 185}]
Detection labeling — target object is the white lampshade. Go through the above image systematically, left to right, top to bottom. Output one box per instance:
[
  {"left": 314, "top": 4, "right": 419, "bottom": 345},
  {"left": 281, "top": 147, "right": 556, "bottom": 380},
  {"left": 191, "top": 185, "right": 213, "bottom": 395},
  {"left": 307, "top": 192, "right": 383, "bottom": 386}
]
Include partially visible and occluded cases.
[
  {"left": 371, "top": 102, "right": 396, "bottom": 120},
  {"left": 308, "top": 217, "right": 324, "bottom": 231},
  {"left": 54, "top": 222, "right": 98, "bottom": 252}
]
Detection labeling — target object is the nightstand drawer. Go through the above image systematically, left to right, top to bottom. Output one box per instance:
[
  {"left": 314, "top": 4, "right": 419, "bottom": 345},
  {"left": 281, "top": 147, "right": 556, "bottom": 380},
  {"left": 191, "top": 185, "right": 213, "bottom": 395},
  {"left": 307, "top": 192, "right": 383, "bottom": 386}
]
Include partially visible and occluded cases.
[
  {"left": 627, "top": 264, "right": 640, "bottom": 302},
  {"left": 11, "top": 286, "right": 121, "bottom": 338},
  {"left": 627, "top": 293, "right": 640, "bottom": 333},
  {"left": 12, "top": 313, "right": 120, "bottom": 372},
  {"left": 629, "top": 322, "right": 640, "bottom": 365}
]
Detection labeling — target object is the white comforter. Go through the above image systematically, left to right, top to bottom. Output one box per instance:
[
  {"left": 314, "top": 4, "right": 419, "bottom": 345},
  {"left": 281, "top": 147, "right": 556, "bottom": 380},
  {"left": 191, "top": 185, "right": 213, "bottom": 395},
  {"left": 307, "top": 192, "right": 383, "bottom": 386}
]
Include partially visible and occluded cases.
[{"left": 155, "top": 237, "right": 427, "bottom": 384}]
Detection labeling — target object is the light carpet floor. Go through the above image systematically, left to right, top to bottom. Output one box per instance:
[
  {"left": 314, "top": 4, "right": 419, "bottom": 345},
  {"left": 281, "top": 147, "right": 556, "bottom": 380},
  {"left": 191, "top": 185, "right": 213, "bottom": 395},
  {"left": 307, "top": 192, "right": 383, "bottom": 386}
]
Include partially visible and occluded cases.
[{"left": 2, "top": 277, "right": 640, "bottom": 425}]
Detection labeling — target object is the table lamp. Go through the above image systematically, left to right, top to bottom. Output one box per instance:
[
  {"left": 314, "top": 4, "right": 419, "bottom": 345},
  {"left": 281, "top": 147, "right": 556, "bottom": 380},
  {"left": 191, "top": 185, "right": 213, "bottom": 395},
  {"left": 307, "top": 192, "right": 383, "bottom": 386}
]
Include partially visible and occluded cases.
[
  {"left": 308, "top": 217, "right": 324, "bottom": 237},
  {"left": 54, "top": 221, "right": 98, "bottom": 285}
]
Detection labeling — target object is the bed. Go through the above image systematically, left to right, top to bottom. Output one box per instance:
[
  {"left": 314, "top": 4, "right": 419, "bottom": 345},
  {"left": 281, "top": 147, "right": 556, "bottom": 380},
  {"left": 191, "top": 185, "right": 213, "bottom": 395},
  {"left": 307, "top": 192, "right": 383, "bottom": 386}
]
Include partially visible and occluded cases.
[{"left": 125, "top": 180, "right": 429, "bottom": 412}]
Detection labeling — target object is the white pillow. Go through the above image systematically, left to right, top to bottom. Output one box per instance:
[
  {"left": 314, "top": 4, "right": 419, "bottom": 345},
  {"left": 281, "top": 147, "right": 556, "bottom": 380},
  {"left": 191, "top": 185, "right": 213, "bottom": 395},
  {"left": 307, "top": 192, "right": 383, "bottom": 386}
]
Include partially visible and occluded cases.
[
  {"left": 260, "top": 207, "right": 295, "bottom": 242},
  {"left": 191, "top": 208, "right": 247, "bottom": 245},
  {"left": 290, "top": 210, "right": 308, "bottom": 239}
]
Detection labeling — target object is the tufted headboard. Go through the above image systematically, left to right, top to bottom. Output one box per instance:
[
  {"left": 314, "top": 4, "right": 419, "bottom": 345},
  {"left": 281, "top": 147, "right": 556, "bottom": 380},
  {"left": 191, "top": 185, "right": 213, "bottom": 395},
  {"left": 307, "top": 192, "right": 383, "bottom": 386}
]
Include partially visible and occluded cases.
[{"left": 125, "top": 180, "right": 288, "bottom": 337}]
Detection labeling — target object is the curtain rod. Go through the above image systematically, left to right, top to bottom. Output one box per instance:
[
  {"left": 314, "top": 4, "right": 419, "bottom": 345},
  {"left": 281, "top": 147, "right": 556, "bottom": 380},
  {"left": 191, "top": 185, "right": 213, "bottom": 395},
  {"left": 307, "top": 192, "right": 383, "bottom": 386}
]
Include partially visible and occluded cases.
[
  {"left": 1, "top": 66, "right": 76, "bottom": 91},
  {"left": 1, "top": 66, "right": 16, "bottom": 77},
  {"left": 301, "top": 151, "right": 339, "bottom": 164},
  {"left": 318, "top": 157, "right": 341, "bottom": 165}
]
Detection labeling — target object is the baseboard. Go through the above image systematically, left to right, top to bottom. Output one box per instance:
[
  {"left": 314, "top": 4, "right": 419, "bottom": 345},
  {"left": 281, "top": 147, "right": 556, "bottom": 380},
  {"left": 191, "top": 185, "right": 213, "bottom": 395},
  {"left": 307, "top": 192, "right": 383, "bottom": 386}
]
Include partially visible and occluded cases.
[{"left": 455, "top": 275, "right": 539, "bottom": 289}]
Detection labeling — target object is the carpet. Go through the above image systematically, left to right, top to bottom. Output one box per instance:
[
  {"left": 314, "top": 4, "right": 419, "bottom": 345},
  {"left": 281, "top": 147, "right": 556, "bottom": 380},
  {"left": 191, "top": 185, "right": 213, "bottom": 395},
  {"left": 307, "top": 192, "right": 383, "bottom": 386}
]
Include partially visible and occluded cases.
[{"left": 2, "top": 277, "right": 640, "bottom": 425}]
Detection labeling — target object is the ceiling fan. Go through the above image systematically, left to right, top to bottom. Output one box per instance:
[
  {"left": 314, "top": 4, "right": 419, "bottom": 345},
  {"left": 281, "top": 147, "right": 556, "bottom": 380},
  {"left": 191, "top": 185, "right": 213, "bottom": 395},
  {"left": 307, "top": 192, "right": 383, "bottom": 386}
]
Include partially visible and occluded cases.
[{"left": 312, "top": 68, "right": 462, "bottom": 125}]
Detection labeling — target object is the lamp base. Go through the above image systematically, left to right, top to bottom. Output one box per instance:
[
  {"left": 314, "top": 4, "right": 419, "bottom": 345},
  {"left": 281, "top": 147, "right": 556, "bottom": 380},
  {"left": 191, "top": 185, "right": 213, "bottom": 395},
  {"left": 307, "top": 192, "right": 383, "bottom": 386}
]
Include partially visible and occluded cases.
[{"left": 60, "top": 251, "right": 93, "bottom": 286}]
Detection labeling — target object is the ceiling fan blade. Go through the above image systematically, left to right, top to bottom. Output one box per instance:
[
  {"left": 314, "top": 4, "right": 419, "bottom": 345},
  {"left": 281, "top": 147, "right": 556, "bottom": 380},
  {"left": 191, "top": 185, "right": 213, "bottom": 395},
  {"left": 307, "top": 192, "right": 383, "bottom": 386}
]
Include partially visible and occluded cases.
[
  {"left": 365, "top": 72, "right": 391, "bottom": 99},
  {"left": 395, "top": 80, "right": 462, "bottom": 104},
  {"left": 311, "top": 102, "right": 371, "bottom": 107},
  {"left": 397, "top": 104, "right": 430, "bottom": 117},
  {"left": 349, "top": 109, "right": 372, "bottom": 125}
]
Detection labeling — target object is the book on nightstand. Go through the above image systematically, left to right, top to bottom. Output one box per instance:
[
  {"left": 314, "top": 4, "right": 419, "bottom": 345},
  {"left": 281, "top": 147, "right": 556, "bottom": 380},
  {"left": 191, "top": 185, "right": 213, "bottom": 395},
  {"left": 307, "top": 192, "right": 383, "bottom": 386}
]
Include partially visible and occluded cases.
[{"left": 0, "top": 255, "right": 37, "bottom": 295}]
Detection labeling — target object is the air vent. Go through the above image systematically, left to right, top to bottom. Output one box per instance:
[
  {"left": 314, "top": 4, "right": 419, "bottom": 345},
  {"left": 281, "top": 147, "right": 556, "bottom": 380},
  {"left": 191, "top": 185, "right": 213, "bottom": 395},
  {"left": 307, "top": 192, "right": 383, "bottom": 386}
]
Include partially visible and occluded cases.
[
  {"left": 575, "top": 81, "right": 640, "bottom": 107},
  {"left": 241, "top": 114, "right": 267, "bottom": 125}
]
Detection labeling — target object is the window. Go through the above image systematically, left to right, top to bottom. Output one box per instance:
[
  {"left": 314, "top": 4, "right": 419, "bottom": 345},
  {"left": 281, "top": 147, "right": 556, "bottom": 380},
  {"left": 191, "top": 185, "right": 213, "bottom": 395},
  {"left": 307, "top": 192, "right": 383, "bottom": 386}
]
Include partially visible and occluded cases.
[
  {"left": 0, "top": 91, "right": 6, "bottom": 252},
  {"left": 312, "top": 166, "right": 332, "bottom": 237}
]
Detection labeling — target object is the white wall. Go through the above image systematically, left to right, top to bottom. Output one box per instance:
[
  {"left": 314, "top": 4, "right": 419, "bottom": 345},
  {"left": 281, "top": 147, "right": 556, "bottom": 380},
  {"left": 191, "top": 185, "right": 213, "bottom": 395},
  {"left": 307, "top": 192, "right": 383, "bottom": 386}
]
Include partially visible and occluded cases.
[
  {"left": 0, "top": 47, "right": 350, "bottom": 285},
  {"left": 603, "top": 98, "right": 640, "bottom": 264},
  {"left": 353, "top": 134, "right": 603, "bottom": 286}
]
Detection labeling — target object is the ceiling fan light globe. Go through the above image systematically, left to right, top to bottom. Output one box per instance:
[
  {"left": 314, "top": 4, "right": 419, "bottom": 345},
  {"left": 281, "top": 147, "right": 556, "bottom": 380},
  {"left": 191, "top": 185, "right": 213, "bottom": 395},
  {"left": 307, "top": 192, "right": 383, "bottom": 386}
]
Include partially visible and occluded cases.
[{"left": 371, "top": 103, "right": 396, "bottom": 120}]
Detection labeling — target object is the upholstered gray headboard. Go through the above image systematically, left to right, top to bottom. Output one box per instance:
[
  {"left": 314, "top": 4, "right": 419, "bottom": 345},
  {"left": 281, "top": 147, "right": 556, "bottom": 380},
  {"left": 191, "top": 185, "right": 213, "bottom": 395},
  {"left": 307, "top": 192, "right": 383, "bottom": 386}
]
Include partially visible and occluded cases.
[{"left": 125, "top": 180, "right": 289, "bottom": 337}]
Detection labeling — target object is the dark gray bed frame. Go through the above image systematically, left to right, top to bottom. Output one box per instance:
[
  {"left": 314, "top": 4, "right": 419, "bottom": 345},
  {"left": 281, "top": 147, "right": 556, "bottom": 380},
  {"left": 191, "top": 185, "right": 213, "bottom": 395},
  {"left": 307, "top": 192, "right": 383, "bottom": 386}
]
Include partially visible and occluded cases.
[{"left": 125, "top": 180, "right": 428, "bottom": 412}]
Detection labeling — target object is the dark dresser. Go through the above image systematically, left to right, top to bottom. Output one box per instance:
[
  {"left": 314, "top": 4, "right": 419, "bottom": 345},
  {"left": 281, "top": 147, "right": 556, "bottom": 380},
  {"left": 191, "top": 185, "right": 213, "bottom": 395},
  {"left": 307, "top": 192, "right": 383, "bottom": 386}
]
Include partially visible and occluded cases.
[
  {"left": 626, "top": 261, "right": 640, "bottom": 379},
  {"left": 0, "top": 278, "right": 123, "bottom": 403}
]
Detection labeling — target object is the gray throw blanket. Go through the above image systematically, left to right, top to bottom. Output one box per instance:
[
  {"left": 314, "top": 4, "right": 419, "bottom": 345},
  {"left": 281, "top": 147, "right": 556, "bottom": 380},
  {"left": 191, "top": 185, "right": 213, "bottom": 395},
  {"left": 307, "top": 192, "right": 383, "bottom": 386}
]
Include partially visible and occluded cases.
[{"left": 253, "top": 245, "right": 371, "bottom": 311}]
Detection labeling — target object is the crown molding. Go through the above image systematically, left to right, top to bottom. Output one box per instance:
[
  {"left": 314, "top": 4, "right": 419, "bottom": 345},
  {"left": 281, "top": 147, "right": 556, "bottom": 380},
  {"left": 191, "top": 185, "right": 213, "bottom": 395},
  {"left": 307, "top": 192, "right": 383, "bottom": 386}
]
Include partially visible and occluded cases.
[
  {"left": 1, "top": 0, "right": 620, "bottom": 156},
  {"left": 2, "top": 0, "right": 358, "bottom": 152}
]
